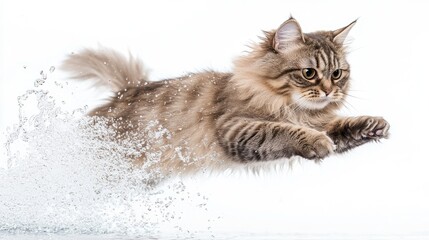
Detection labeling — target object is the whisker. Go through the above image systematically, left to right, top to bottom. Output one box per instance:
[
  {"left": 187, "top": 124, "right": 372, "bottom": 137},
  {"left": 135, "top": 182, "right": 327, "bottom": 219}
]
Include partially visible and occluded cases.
[
  {"left": 347, "top": 89, "right": 365, "bottom": 92},
  {"left": 343, "top": 93, "right": 363, "bottom": 100},
  {"left": 289, "top": 94, "right": 307, "bottom": 112},
  {"left": 291, "top": 98, "right": 305, "bottom": 112},
  {"left": 341, "top": 99, "right": 357, "bottom": 111},
  {"left": 337, "top": 101, "right": 350, "bottom": 111},
  {"left": 290, "top": 102, "right": 301, "bottom": 112}
]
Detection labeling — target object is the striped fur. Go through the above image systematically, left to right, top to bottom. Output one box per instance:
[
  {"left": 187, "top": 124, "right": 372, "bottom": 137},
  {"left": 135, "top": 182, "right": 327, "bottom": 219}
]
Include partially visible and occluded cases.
[{"left": 62, "top": 17, "right": 389, "bottom": 175}]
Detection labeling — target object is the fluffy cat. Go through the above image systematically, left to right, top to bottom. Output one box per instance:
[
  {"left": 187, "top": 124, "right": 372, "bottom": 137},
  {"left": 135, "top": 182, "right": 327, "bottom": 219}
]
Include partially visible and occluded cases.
[{"left": 62, "top": 17, "right": 390, "bottom": 174}]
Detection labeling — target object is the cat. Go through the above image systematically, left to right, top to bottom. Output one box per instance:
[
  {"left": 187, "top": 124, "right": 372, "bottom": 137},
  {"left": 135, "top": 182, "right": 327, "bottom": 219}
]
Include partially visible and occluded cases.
[{"left": 62, "top": 17, "right": 390, "bottom": 175}]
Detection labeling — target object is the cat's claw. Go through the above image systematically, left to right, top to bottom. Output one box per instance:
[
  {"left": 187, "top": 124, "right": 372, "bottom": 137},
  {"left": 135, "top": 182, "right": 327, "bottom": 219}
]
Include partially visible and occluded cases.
[{"left": 359, "top": 117, "right": 390, "bottom": 140}]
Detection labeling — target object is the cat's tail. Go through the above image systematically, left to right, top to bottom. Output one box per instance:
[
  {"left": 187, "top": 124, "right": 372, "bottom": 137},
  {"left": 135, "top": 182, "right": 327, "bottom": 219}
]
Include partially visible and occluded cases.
[{"left": 61, "top": 47, "right": 148, "bottom": 91}]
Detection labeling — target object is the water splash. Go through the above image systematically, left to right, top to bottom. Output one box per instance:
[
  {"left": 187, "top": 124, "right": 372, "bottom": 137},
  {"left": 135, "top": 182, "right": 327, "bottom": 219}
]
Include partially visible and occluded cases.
[
  {"left": 34, "top": 70, "right": 48, "bottom": 87},
  {"left": 0, "top": 74, "right": 210, "bottom": 236}
]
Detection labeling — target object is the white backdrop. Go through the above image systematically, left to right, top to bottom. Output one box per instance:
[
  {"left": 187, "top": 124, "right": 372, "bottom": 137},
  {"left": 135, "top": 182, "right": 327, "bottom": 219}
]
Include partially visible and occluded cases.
[{"left": 1, "top": 0, "right": 428, "bottom": 236}]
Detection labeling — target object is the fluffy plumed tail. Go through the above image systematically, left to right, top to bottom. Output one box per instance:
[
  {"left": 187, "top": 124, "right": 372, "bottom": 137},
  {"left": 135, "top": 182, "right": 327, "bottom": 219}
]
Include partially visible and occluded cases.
[{"left": 62, "top": 47, "right": 148, "bottom": 91}]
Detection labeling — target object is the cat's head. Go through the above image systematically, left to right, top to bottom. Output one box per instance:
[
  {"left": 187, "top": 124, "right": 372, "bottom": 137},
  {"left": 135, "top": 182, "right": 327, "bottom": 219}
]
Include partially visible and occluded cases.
[{"left": 233, "top": 17, "right": 356, "bottom": 112}]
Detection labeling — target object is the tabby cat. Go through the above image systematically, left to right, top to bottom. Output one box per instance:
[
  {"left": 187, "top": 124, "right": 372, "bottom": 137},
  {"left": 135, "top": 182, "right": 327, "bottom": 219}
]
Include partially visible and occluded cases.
[{"left": 63, "top": 17, "right": 390, "bottom": 174}]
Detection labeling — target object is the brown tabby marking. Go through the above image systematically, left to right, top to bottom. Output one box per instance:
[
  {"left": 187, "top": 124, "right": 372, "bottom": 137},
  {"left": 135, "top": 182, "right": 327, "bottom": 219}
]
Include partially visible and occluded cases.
[{"left": 62, "top": 17, "right": 390, "bottom": 174}]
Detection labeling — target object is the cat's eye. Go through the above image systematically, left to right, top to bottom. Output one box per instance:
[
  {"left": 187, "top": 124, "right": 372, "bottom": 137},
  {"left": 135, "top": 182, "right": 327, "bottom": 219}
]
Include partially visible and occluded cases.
[
  {"left": 302, "top": 68, "right": 317, "bottom": 80},
  {"left": 332, "top": 69, "right": 342, "bottom": 80}
]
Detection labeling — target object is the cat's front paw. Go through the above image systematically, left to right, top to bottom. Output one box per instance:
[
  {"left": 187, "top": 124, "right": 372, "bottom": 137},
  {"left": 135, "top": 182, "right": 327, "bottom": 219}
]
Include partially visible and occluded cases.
[
  {"left": 352, "top": 116, "right": 390, "bottom": 140},
  {"left": 298, "top": 131, "right": 335, "bottom": 160}
]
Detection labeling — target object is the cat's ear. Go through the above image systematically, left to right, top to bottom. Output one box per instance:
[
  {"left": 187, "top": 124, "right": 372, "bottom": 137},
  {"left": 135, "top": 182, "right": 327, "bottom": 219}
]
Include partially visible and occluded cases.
[
  {"left": 273, "top": 17, "right": 305, "bottom": 52},
  {"left": 333, "top": 20, "right": 357, "bottom": 45}
]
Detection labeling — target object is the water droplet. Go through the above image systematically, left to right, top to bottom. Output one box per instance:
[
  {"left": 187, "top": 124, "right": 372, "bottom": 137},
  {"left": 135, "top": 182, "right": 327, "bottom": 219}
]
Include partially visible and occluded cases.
[
  {"left": 23, "top": 65, "right": 27, "bottom": 69},
  {"left": 49, "top": 66, "right": 55, "bottom": 73},
  {"left": 39, "top": 70, "right": 47, "bottom": 80},
  {"left": 34, "top": 78, "right": 45, "bottom": 87}
]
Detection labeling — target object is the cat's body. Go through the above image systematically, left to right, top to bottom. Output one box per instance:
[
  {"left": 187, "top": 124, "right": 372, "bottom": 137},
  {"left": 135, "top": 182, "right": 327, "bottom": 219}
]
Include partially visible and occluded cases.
[{"left": 63, "top": 18, "right": 389, "bottom": 174}]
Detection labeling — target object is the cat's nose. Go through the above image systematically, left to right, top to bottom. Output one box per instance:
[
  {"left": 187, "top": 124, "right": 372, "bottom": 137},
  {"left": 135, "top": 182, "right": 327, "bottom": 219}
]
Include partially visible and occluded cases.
[
  {"left": 320, "top": 79, "right": 333, "bottom": 96},
  {"left": 322, "top": 88, "right": 332, "bottom": 96}
]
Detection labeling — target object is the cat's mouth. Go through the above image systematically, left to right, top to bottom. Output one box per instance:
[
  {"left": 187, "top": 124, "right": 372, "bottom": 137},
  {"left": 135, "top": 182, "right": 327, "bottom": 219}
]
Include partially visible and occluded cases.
[
  {"left": 292, "top": 93, "right": 332, "bottom": 110},
  {"left": 305, "top": 98, "right": 331, "bottom": 109}
]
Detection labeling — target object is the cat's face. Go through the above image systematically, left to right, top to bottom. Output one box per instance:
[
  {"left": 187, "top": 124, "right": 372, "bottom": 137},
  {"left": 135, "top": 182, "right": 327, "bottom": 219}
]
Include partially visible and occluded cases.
[
  {"left": 238, "top": 18, "right": 356, "bottom": 111},
  {"left": 272, "top": 19, "right": 356, "bottom": 110},
  {"left": 282, "top": 32, "right": 351, "bottom": 110}
]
